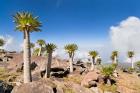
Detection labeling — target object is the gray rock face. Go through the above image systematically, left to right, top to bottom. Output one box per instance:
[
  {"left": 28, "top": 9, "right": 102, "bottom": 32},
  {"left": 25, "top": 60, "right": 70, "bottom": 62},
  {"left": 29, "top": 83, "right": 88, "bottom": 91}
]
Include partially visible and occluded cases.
[
  {"left": 81, "top": 70, "right": 100, "bottom": 86},
  {"left": 88, "top": 81, "right": 97, "bottom": 87}
]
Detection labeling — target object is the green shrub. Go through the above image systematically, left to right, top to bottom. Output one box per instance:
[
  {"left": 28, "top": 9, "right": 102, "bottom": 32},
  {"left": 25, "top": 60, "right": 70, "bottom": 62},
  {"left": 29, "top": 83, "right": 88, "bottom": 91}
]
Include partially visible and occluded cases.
[
  {"left": 136, "top": 61, "right": 140, "bottom": 70},
  {"left": 111, "top": 63, "right": 118, "bottom": 69},
  {"left": 101, "top": 65, "right": 115, "bottom": 77},
  {"left": 127, "top": 67, "right": 135, "bottom": 73}
]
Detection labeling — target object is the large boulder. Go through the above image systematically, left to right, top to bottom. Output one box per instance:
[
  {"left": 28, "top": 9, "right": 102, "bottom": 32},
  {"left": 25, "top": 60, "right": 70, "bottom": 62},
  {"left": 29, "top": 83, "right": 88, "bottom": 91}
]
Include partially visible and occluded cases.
[
  {"left": 7, "top": 54, "right": 69, "bottom": 73},
  {"left": 81, "top": 70, "right": 100, "bottom": 87},
  {"left": 11, "top": 79, "right": 57, "bottom": 93},
  {"left": 12, "top": 79, "right": 95, "bottom": 93},
  {"left": 54, "top": 80, "right": 94, "bottom": 93},
  {"left": 71, "top": 83, "right": 93, "bottom": 93}
]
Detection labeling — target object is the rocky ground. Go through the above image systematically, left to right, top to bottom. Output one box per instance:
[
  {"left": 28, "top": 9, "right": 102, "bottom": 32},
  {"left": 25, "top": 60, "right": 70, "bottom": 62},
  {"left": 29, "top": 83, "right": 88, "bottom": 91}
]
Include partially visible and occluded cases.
[{"left": 0, "top": 53, "right": 140, "bottom": 93}]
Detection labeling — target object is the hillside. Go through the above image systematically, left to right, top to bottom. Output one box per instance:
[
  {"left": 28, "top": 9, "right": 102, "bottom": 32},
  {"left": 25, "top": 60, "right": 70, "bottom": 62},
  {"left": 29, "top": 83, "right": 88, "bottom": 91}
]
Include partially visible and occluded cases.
[{"left": 0, "top": 53, "right": 140, "bottom": 93}]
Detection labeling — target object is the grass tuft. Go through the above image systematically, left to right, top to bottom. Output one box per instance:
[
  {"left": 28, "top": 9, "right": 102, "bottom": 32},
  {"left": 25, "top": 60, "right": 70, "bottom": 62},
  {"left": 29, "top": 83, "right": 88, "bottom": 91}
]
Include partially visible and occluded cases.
[
  {"left": 64, "top": 75, "right": 83, "bottom": 84},
  {"left": 99, "top": 84, "right": 117, "bottom": 93}
]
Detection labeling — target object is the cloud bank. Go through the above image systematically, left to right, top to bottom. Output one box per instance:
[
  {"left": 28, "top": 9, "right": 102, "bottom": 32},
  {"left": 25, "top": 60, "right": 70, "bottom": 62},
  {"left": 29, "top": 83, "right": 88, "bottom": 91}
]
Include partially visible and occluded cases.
[
  {"left": 110, "top": 16, "right": 140, "bottom": 62},
  {"left": 0, "top": 35, "right": 21, "bottom": 51}
]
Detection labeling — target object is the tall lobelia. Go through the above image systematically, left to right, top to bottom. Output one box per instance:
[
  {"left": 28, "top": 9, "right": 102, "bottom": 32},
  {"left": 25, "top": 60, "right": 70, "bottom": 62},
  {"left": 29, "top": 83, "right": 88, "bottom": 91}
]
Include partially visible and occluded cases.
[
  {"left": 13, "top": 12, "right": 41, "bottom": 83},
  {"left": 36, "top": 39, "right": 46, "bottom": 56},
  {"left": 45, "top": 43, "right": 57, "bottom": 78},
  {"left": 64, "top": 44, "right": 78, "bottom": 73},
  {"left": 33, "top": 48, "right": 40, "bottom": 56},
  {"left": 89, "top": 51, "right": 98, "bottom": 70},
  {"left": 111, "top": 51, "right": 118, "bottom": 64},
  {"left": 111, "top": 51, "right": 119, "bottom": 77},
  {"left": 128, "top": 51, "right": 134, "bottom": 69}
]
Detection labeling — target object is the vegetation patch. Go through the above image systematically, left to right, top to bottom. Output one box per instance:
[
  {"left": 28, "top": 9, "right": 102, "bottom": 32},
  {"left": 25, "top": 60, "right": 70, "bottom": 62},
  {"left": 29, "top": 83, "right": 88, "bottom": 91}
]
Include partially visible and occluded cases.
[
  {"left": 0, "top": 67, "right": 20, "bottom": 82},
  {"left": 64, "top": 75, "right": 83, "bottom": 84},
  {"left": 57, "top": 82, "right": 75, "bottom": 93},
  {"left": 99, "top": 84, "right": 117, "bottom": 93},
  {"left": 62, "top": 87, "right": 75, "bottom": 93}
]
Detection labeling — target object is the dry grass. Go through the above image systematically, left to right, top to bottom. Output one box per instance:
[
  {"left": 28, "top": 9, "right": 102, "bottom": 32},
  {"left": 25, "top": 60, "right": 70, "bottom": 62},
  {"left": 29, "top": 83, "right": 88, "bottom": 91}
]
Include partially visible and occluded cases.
[
  {"left": 0, "top": 67, "right": 20, "bottom": 82},
  {"left": 117, "top": 71, "right": 140, "bottom": 92},
  {"left": 64, "top": 75, "right": 83, "bottom": 84},
  {"left": 55, "top": 81, "right": 75, "bottom": 93},
  {"left": 99, "top": 84, "right": 117, "bottom": 93},
  {"left": 62, "top": 87, "right": 75, "bottom": 93}
]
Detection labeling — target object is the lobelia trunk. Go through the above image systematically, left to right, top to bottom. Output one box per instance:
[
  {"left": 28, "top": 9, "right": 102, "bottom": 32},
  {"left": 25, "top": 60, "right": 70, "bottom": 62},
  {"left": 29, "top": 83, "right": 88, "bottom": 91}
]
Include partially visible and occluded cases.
[
  {"left": 23, "top": 31, "right": 32, "bottom": 83},
  {"left": 38, "top": 47, "right": 42, "bottom": 56},
  {"left": 31, "top": 48, "right": 34, "bottom": 56},
  {"left": 45, "top": 52, "right": 52, "bottom": 78},
  {"left": 72, "top": 53, "right": 75, "bottom": 62},
  {"left": 113, "top": 56, "right": 118, "bottom": 77},
  {"left": 114, "top": 56, "right": 117, "bottom": 64},
  {"left": 69, "top": 57, "right": 73, "bottom": 73},
  {"left": 91, "top": 57, "right": 95, "bottom": 71},
  {"left": 131, "top": 57, "right": 134, "bottom": 69},
  {"left": 107, "top": 78, "right": 111, "bottom": 86}
]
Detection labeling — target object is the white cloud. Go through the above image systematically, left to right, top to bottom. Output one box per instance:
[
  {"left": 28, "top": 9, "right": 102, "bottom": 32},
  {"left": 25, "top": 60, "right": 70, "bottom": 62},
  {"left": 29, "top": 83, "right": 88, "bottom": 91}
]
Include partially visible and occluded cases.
[
  {"left": 110, "top": 16, "right": 140, "bottom": 62},
  {"left": 0, "top": 35, "right": 22, "bottom": 51}
]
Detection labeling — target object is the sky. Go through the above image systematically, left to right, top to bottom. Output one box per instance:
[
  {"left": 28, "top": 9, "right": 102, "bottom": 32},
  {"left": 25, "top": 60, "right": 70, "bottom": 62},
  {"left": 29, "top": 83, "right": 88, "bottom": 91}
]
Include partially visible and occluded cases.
[{"left": 1, "top": 0, "right": 140, "bottom": 62}]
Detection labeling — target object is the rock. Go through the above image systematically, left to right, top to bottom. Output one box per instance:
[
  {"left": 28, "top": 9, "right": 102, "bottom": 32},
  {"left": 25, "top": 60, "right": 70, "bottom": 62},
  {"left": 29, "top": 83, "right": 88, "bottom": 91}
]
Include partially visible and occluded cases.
[
  {"left": 16, "top": 62, "right": 23, "bottom": 72},
  {"left": 30, "top": 62, "right": 37, "bottom": 70},
  {"left": 50, "top": 67, "right": 69, "bottom": 78},
  {"left": 51, "top": 67, "right": 65, "bottom": 72},
  {"left": 80, "top": 68, "right": 89, "bottom": 75},
  {"left": 81, "top": 70, "right": 100, "bottom": 86},
  {"left": 113, "top": 70, "right": 118, "bottom": 78},
  {"left": 51, "top": 71, "right": 65, "bottom": 78},
  {"left": 32, "top": 72, "right": 41, "bottom": 81},
  {"left": 138, "top": 74, "right": 140, "bottom": 78},
  {"left": 8, "top": 75, "right": 17, "bottom": 82},
  {"left": 97, "top": 75, "right": 104, "bottom": 84},
  {"left": 11, "top": 79, "right": 56, "bottom": 93},
  {"left": 12, "top": 79, "right": 95, "bottom": 93},
  {"left": 0, "top": 81, "right": 13, "bottom": 93},
  {"left": 88, "top": 81, "right": 97, "bottom": 87},
  {"left": 12, "top": 82, "right": 22, "bottom": 86},
  {"left": 61, "top": 82, "right": 93, "bottom": 93},
  {"left": 72, "top": 83, "right": 93, "bottom": 93},
  {"left": 56, "top": 87, "right": 64, "bottom": 93},
  {"left": 90, "top": 87, "right": 99, "bottom": 93}
]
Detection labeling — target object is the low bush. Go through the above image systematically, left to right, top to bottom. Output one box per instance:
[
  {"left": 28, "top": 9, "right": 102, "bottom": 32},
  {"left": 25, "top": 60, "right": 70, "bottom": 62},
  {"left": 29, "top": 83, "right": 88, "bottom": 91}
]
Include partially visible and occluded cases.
[
  {"left": 101, "top": 65, "right": 115, "bottom": 77},
  {"left": 127, "top": 67, "right": 135, "bottom": 73}
]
